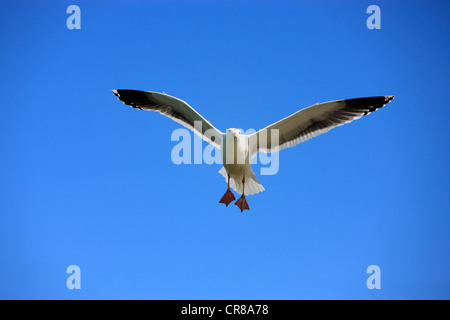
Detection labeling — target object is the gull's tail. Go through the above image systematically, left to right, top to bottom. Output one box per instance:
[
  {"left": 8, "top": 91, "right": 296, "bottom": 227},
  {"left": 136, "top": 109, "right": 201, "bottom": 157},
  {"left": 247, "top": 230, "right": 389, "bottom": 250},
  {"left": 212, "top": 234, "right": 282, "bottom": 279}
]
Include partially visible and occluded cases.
[{"left": 219, "top": 167, "right": 265, "bottom": 196}]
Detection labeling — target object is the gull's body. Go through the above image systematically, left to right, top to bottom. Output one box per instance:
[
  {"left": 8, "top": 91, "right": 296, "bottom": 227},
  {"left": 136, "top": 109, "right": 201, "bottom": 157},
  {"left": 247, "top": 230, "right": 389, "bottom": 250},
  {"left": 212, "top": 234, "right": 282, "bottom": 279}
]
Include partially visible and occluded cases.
[
  {"left": 112, "top": 89, "right": 394, "bottom": 212},
  {"left": 219, "top": 129, "right": 264, "bottom": 196}
]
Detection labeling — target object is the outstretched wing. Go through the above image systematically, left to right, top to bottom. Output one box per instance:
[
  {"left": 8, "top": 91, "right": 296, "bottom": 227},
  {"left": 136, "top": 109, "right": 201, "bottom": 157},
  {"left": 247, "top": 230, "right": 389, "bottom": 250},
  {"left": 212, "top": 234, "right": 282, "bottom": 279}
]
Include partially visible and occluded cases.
[
  {"left": 112, "top": 89, "right": 223, "bottom": 149},
  {"left": 249, "top": 96, "right": 394, "bottom": 156}
]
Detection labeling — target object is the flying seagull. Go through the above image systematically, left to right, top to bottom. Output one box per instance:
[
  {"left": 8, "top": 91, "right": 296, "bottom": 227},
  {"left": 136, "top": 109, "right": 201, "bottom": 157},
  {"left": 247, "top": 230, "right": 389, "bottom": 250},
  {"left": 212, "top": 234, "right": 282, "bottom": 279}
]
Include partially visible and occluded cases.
[{"left": 112, "top": 89, "right": 394, "bottom": 212}]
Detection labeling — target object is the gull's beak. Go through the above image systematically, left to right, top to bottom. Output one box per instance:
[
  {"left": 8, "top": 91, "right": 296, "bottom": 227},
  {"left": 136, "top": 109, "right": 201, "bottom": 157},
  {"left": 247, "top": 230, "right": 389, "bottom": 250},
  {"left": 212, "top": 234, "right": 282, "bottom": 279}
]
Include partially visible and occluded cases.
[{"left": 233, "top": 132, "right": 238, "bottom": 138}]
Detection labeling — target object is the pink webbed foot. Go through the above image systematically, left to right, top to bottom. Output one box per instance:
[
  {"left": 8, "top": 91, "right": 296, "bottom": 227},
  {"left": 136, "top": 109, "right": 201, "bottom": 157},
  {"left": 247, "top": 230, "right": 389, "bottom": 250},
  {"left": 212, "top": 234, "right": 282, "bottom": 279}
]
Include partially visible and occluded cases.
[
  {"left": 219, "top": 188, "right": 236, "bottom": 206},
  {"left": 235, "top": 195, "right": 250, "bottom": 212}
]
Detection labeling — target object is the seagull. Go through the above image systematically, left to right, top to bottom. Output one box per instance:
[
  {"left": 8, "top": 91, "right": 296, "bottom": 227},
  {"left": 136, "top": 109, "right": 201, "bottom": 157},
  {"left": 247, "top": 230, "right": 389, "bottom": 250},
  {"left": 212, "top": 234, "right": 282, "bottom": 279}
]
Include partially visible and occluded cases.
[{"left": 112, "top": 89, "right": 394, "bottom": 212}]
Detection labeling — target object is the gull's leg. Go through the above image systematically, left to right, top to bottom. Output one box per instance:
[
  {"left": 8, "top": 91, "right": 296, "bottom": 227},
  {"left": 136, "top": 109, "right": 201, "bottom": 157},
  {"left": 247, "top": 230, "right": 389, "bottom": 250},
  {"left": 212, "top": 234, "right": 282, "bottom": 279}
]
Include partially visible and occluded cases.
[
  {"left": 219, "top": 174, "right": 235, "bottom": 206},
  {"left": 235, "top": 176, "right": 250, "bottom": 212}
]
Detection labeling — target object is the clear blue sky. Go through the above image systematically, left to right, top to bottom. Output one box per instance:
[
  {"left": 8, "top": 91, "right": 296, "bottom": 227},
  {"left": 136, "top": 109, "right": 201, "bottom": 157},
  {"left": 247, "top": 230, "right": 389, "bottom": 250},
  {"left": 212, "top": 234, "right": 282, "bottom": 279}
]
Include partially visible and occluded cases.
[{"left": 0, "top": 0, "right": 449, "bottom": 299}]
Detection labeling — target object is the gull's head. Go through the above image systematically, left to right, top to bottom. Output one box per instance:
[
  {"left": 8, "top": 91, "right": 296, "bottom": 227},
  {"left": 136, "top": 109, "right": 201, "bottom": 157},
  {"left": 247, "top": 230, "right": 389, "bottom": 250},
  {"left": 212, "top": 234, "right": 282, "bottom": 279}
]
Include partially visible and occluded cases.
[{"left": 226, "top": 128, "right": 241, "bottom": 138}]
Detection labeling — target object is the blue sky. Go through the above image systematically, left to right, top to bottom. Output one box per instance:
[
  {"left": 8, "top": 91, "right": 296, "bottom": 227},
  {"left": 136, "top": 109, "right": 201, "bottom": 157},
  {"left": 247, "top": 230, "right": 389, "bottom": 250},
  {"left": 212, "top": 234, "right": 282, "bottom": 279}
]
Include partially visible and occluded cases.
[{"left": 0, "top": 0, "right": 449, "bottom": 299}]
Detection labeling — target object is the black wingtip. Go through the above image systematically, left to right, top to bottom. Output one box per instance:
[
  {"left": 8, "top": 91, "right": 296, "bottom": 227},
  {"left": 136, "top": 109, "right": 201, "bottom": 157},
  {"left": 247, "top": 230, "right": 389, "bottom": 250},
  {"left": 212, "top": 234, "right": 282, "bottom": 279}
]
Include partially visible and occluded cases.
[
  {"left": 111, "top": 89, "right": 157, "bottom": 112},
  {"left": 111, "top": 89, "right": 143, "bottom": 105},
  {"left": 341, "top": 95, "right": 395, "bottom": 116}
]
